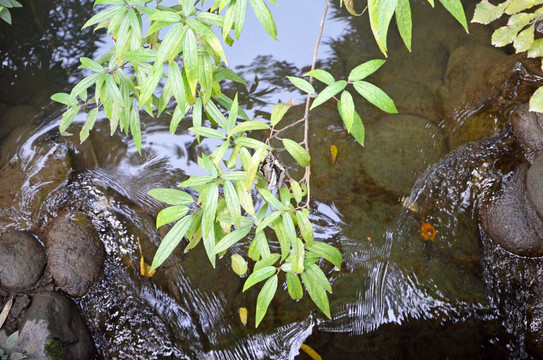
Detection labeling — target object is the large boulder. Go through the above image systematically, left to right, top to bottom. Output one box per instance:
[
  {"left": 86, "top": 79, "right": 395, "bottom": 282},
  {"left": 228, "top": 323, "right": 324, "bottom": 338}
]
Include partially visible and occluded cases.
[
  {"left": 511, "top": 104, "right": 543, "bottom": 163},
  {"left": 361, "top": 114, "right": 447, "bottom": 195},
  {"left": 527, "top": 154, "right": 543, "bottom": 221},
  {"left": 478, "top": 164, "right": 543, "bottom": 257},
  {"left": 46, "top": 211, "right": 105, "bottom": 297},
  {"left": 0, "top": 231, "right": 46, "bottom": 290},
  {"left": 17, "top": 291, "right": 95, "bottom": 360}
]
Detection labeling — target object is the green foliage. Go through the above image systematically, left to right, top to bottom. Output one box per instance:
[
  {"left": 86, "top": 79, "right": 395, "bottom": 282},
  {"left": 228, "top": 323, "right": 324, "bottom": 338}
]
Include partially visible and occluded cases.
[
  {"left": 0, "top": 0, "right": 21, "bottom": 25},
  {"left": 472, "top": 0, "right": 543, "bottom": 112},
  {"left": 0, "top": 331, "right": 26, "bottom": 360}
]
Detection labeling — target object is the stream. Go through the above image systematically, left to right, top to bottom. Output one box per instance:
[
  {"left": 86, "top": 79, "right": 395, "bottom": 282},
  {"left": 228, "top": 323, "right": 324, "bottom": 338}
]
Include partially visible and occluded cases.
[{"left": 1, "top": 0, "right": 543, "bottom": 359}]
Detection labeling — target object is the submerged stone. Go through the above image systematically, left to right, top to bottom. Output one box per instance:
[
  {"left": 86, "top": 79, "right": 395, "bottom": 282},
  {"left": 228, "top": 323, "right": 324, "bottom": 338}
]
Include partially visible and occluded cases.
[
  {"left": 362, "top": 114, "right": 447, "bottom": 195},
  {"left": 527, "top": 154, "right": 543, "bottom": 221},
  {"left": 478, "top": 164, "right": 543, "bottom": 257},
  {"left": 46, "top": 211, "right": 105, "bottom": 297},
  {"left": 0, "top": 231, "right": 46, "bottom": 290},
  {"left": 17, "top": 291, "right": 95, "bottom": 360}
]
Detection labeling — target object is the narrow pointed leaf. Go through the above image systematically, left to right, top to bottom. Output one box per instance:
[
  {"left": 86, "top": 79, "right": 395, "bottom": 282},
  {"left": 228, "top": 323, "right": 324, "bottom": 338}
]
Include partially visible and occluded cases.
[
  {"left": 248, "top": 0, "right": 277, "bottom": 40},
  {"left": 438, "top": 0, "right": 468, "bottom": 31},
  {"left": 348, "top": 59, "right": 386, "bottom": 81},
  {"left": 304, "top": 69, "right": 335, "bottom": 85},
  {"left": 287, "top": 76, "right": 315, "bottom": 94},
  {"left": 310, "top": 80, "right": 347, "bottom": 110},
  {"left": 353, "top": 81, "right": 397, "bottom": 113},
  {"left": 338, "top": 91, "right": 355, "bottom": 132},
  {"left": 270, "top": 102, "right": 292, "bottom": 126},
  {"left": 283, "top": 138, "right": 311, "bottom": 167},
  {"left": 224, "top": 180, "right": 241, "bottom": 227},
  {"left": 235, "top": 180, "right": 255, "bottom": 217},
  {"left": 149, "top": 188, "right": 194, "bottom": 205},
  {"left": 157, "top": 205, "right": 189, "bottom": 228},
  {"left": 296, "top": 210, "right": 314, "bottom": 246},
  {"left": 151, "top": 214, "right": 192, "bottom": 271},
  {"left": 213, "top": 226, "right": 252, "bottom": 254},
  {"left": 308, "top": 241, "right": 342, "bottom": 269},
  {"left": 243, "top": 265, "right": 275, "bottom": 291},
  {"left": 255, "top": 274, "right": 277, "bottom": 327}
]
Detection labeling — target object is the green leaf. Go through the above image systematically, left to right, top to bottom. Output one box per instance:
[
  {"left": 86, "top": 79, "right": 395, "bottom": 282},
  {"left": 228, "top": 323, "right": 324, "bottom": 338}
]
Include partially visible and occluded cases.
[
  {"left": 183, "top": 0, "right": 195, "bottom": 16},
  {"left": 223, "top": 0, "right": 236, "bottom": 40},
  {"left": 235, "top": 0, "right": 247, "bottom": 38},
  {"left": 248, "top": 0, "right": 277, "bottom": 40},
  {"left": 344, "top": 0, "right": 365, "bottom": 15},
  {"left": 368, "top": 0, "right": 399, "bottom": 55},
  {"left": 395, "top": 0, "right": 412, "bottom": 51},
  {"left": 438, "top": 0, "right": 468, "bottom": 32},
  {"left": 472, "top": 0, "right": 509, "bottom": 24},
  {"left": 505, "top": 0, "right": 539, "bottom": 14},
  {"left": 82, "top": 6, "right": 121, "bottom": 29},
  {"left": 0, "top": 7, "right": 11, "bottom": 24},
  {"left": 148, "top": 10, "right": 182, "bottom": 23},
  {"left": 196, "top": 12, "right": 225, "bottom": 26},
  {"left": 186, "top": 17, "right": 215, "bottom": 38},
  {"left": 155, "top": 23, "right": 184, "bottom": 67},
  {"left": 492, "top": 23, "right": 524, "bottom": 47},
  {"left": 513, "top": 23, "right": 535, "bottom": 52},
  {"left": 183, "top": 28, "right": 199, "bottom": 97},
  {"left": 528, "top": 38, "right": 543, "bottom": 58},
  {"left": 123, "top": 49, "right": 157, "bottom": 63},
  {"left": 79, "top": 57, "right": 103, "bottom": 73},
  {"left": 348, "top": 59, "right": 386, "bottom": 81},
  {"left": 139, "top": 65, "right": 163, "bottom": 105},
  {"left": 214, "top": 68, "right": 247, "bottom": 85},
  {"left": 304, "top": 69, "right": 335, "bottom": 85},
  {"left": 69, "top": 73, "right": 100, "bottom": 104},
  {"left": 105, "top": 75, "right": 123, "bottom": 104},
  {"left": 287, "top": 76, "right": 315, "bottom": 94},
  {"left": 310, "top": 80, "right": 347, "bottom": 110},
  {"left": 353, "top": 81, "right": 397, "bottom": 113},
  {"left": 529, "top": 86, "right": 543, "bottom": 113},
  {"left": 338, "top": 91, "right": 355, "bottom": 132},
  {"left": 51, "top": 92, "right": 77, "bottom": 106},
  {"left": 227, "top": 93, "right": 239, "bottom": 131},
  {"left": 205, "top": 100, "right": 230, "bottom": 130},
  {"left": 270, "top": 102, "right": 292, "bottom": 126},
  {"left": 170, "top": 104, "right": 189, "bottom": 134},
  {"left": 59, "top": 106, "right": 80, "bottom": 135},
  {"left": 129, "top": 106, "right": 142, "bottom": 153},
  {"left": 80, "top": 107, "right": 98, "bottom": 143},
  {"left": 351, "top": 111, "right": 366, "bottom": 146},
  {"left": 229, "top": 120, "right": 270, "bottom": 137},
  {"left": 189, "top": 126, "right": 227, "bottom": 140},
  {"left": 234, "top": 137, "right": 270, "bottom": 150},
  {"left": 283, "top": 138, "right": 311, "bottom": 167},
  {"left": 245, "top": 148, "right": 265, "bottom": 189},
  {"left": 199, "top": 154, "right": 219, "bottom": 178},
  {"left": 221, "top": 171, "right": 248, "bottom": 181},
  {"left": 179, "top": 175, "right": 215, "bottom": 188},
  {"left": 224, "top": 180, "right": 241, "bottom": 227},
  {"left": 235, "top": 180, "right": 255, "bottom": 217},
  {"left": 290, "top": 180, "right": 303, "bottom": 204},
  {"left": 202, "top": 182, "right": 219, "bottom": 237},
  {"left": 257, "top": 187, "right": 285, "bottom": 210},
  {"left": 279, "top": 187, "right": 291, "bottom": 206},
  {"left": 149, "top": 188, "right": 194, "bottom": 205},
  {"left": 255, "top": 203, "right": 269, "bottom": 225},
  {"left": 157, "top": 205, "right": 189, "bottom": 228},
  {"left": 296, "top": 210, "right": 314, "bottom": 246},
  {"left": 255, "top": 211, "right": 281, "bottom": 233},
  {"left": 282, "top": 212, "right": 297, "bottom": 241},
  {"left": 151, "top": 214, "right": 193, "bottom": 271},
  {"left": 272, "top": 217, "right": 290, "bottom": 261},
  {"left": 202, "top": 219, "right": 216, "bottom": 267},
  {"left": 213, "top": 226, "right": 252, "bottom": 254},
  {"left": 248, "top": 230, "right": 271, "bottom": 260},
  {"left": 291, "top": 237, "right": 305, "bottom": 274},
  {"left": 308, "top": 241, "right": 342, "bottom": 269},
  {"left": 231, "top": 253, "right": 248, "bottom": 276},
  {"left": 254, "top": 253, "right": 280, "bottom": 271},
  {"left": 306, "top": 263, "right": 332, "bottom": 293},
  {"left": 243, "top": 265, "right": 276, "bottom": 291},
  {"left": 300, "top": 266, "right": 331, "bottom": 318},
  {"left": 286, "top": 272, "right": 303, "bottom": 300},
  {"left": 255, "top": 274, "right": 277, "bottom": 327},
  {"left": 5, "top": 331, "right": 18, "bottom": 350}
]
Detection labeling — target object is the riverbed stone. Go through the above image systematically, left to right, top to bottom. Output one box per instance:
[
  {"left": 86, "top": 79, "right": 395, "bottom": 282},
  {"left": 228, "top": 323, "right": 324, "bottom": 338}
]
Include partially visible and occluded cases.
[
  {"left": 511, "top": 104, "right": 543, "bottom": 163},
  {"left": 361, "top": 114, "right": 447, "bottom": 195},
  {"left": 527, "top": 155, "right": 543, "bottom": 222},
  {"left": 478, "top": 164, "right": 543, "bottom": 257},
  {"left": 46, "top": 211, "right": 105, "bottom": 297},
  {"left": 0, "top": 231, "right": 46, "bottom": 290},
  {"left": 17, "top": 291, "right": 95, "bottom": 360}
]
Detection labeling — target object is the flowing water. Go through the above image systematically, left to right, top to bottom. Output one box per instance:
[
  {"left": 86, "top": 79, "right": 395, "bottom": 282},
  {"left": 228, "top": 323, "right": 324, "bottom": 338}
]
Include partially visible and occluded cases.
[{"left": 1, "top": 0, "right": 542, "bottom": 358}]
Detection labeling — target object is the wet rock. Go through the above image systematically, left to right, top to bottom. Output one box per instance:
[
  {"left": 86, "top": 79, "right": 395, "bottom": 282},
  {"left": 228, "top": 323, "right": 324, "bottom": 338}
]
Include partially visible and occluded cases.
[
  {"left": 440, "top": 45, "right": 518, "bottom": 116},
  {"left": 511, "top": 104, "right": 543, "bottom": 163},
  {"left": 0, "top": 105, "right": 39, "bottom": 140},
  {"left": 445, "top": 110, "right": 509, "bottom": 150},
  {"left": 362, "top": 114, "right": 447, "bottom": 195},
  {"left": 527, "top": 155, "right": 543, "bottom": 221},
  {"left": 478, "top": 164, "right": 543, "bottom": 257},
  {"left": 46, "top": 211, "right": 105, "bottom": 297},
  {"left": 0, "top": 231, "right": 46, "bottom": 290},
  {"left": 17, "top": 291, "right": 95, "bottom": 360}
]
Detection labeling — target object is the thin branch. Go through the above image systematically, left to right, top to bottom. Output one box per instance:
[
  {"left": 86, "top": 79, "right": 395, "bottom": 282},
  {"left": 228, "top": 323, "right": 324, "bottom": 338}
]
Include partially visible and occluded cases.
[{"left": 302, "top": 0, "right": 331, "bottom": 210}]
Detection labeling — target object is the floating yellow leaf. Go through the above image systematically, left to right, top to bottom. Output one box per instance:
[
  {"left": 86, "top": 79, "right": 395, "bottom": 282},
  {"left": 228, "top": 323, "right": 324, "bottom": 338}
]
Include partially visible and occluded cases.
[
  {"left": 330, "top": 145, "right": 338, "bottom": 164},
  {"left": 401, "top": 196, "right": 419, "bottom": 213},
  {"left": 420, "top": 222, "right": 436, "bottom": 241},
  {"left": 137, "top": 237, "right": 156, "bottom": 278},
  {"left": 239, "top": 307, "right": 248, "bottom": 326},
  {"left": 301, "top": 344, "right": 322, "bottom": 360}
]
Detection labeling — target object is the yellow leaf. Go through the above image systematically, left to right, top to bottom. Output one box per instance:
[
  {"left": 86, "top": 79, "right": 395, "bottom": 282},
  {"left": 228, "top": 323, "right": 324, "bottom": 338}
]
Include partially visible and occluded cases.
[
  {"left": 330, "top": 145, "right": 338, "bottom": 164},
  {"left": 420, "top": 222, "right": 436, "bottom": 241},
  {"left": 137, "top": 237, "right": 156, "bottom": 278},
  {"left": 239, "top": 307, "right": 248, "bottom": 326},
  {"left": 301, "top": 344, "right": 322, "bottom": 360}
]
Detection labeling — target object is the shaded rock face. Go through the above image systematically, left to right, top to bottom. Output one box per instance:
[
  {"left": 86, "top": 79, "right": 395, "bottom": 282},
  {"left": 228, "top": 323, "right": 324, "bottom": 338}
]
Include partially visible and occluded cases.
[
  {"left": 511, "top": 104, "right": 543, "bottom": 163},
  {"left": 362, "top": 114, "right": 447, "bottom": 195},
  {"left": 478, "top": 164, "right": 543, "bottom": 257},
  {"left": 46, "top": 211, "right": 105, "bottom": 298},
  {"left": 0, "top": 231, "right": 46, "bottom": 290},
  {"left": 17, "top": 291, "right": 95, "bottom": 360}
]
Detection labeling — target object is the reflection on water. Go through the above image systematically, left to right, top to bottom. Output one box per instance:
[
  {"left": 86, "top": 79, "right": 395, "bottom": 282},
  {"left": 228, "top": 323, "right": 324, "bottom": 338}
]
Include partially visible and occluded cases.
[{"left": 0, "top": 0, "right": 542, "bottom": 358}]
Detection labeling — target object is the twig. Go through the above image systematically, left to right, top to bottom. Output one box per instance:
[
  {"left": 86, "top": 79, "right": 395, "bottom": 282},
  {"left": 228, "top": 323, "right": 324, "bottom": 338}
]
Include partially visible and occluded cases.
[{"left": 302, "top": 0, "right": 331, "bottom": 210}]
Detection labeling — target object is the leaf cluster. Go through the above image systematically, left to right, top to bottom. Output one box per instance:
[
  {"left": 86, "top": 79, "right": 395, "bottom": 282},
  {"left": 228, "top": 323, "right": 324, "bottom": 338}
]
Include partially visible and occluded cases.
[{"left": 0, "top": 0, "right": 21, "bottom": 25}]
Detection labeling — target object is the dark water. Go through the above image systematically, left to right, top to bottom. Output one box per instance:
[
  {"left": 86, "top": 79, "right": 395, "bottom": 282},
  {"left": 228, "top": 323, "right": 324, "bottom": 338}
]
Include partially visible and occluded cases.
[{"left": 0, "top": 0, "right": 541, "bottom": 359}]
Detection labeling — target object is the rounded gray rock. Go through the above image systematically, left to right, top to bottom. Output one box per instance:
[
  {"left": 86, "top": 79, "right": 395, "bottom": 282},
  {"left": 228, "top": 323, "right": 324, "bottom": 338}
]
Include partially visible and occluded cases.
[
  {"left": 511, "top": 104, "right": 543, "bottom": 163},
  {"left": 362, "top": 114, "right": 447, "bottom": 195},
  {"left": 528, "top": 154, "right": 543, "bottom": 221},
  {"left": 478, "top": 164, "right": 543, "bottom": 257},
  {"left": 46, "top": 211, "right": 105, "bottom": 297},
  {"left": 0, "top": 231, "right": 46, "bottom": 290},
  {"left": 17, "top": 291, "right": 95, "bottom": 360}
]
